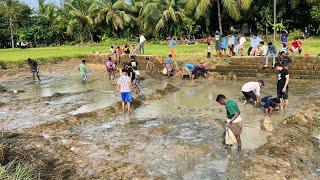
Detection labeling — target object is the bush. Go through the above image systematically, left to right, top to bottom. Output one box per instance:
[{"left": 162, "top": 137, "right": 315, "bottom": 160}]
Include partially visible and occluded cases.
[{"left": 291, "top": 29, "right": 302, "bottom": 39}]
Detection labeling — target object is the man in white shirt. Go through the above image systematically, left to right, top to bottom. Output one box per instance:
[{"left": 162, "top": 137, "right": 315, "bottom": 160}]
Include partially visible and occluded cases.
[
  {"left": 139, "top": 34, "right": 146, "bottom": 54},
  {"left": 239, "top": 35, "right": 246, "bottom": 56},
  {"left": 116, "top": 69, "right": 134, "bottom": 115},
  {"left": 241, "top": 80, "right": 265, "bottom": 108}
]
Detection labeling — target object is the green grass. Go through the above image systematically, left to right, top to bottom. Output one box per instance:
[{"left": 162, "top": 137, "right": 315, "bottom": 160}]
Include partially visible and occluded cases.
[{"left": 0, "top": 37, "right": 319, "bottom": 65}]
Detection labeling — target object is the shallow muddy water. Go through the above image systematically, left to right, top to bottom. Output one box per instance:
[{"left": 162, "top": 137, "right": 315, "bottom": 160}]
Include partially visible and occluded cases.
[
  {"left": 1, "top": 71, "right": 320, "bottom": 178},
  {"left": 0, "top": 72, "right": 165, "bottom": 130}
]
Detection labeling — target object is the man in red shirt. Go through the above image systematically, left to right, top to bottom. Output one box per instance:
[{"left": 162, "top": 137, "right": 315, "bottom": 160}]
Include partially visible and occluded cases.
[{"left": 290, "top": 37, "right": 302, "bottom": 55}]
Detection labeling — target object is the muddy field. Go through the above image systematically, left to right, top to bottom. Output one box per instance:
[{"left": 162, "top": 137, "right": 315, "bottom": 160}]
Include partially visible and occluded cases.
[{"left": 0, "top": 58, "right": 319, "bottom": 179}]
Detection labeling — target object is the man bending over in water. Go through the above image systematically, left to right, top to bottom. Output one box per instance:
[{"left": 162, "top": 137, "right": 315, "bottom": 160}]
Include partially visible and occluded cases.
[
  {"left": 27, "top": 58, "right": 41, "bottom": 82},
  {"left": 241, "top": 80, "right": 265, "bottom": 108},
  {"left": 216, "top": 94, "right": 242, "bottom": 156},
  {"left": 260, "top": 96, "right": 281, "bottom": 115}
]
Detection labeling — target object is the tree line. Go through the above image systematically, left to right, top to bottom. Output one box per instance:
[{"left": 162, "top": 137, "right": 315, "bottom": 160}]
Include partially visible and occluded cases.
[{"left": 0, "top": 0, "right": 320, "bottom": 48}]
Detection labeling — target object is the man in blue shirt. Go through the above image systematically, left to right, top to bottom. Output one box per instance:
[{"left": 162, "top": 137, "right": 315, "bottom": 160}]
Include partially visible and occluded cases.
[
  {"left": 280, "top": 29, "right": 288, "bottom": 45},
  {"left": 249, "top": 33, "right": 262, "bottom": 56},
  {"left": 181, "top": 63, "right": 194, "bottom": 80},
  {"left": 260, "top": 96, "right": 281, "bottom": 115}
]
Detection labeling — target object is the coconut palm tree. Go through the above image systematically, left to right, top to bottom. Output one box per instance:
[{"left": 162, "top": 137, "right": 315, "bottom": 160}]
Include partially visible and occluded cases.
[
  {"left": 2, "top": 0, "right": 31, "bottom": 48},
  {"left": 64, "top": 0, "right": 94, "bottom": 42},
  {"left": 89, "top": 0, "right": 134, "bottom": 34},
  {"left": 139, "top": 0, "right": 186, "bottom": 36},
  {"left": 186, "top": 0, "right": 252, "bottom": 33}
]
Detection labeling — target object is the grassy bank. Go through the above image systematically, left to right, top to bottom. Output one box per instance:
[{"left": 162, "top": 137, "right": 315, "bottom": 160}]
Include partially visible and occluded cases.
[{"left": 0, "top": 37, "right": 319, "bottom": 65}]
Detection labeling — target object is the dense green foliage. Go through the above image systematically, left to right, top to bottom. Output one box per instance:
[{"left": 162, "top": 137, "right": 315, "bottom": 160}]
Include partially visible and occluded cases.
[{"left": 0, "top": 0, "right": 319, "bottom": 48}]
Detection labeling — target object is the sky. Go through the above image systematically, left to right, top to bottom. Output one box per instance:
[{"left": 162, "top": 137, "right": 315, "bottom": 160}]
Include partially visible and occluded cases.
[{"left": 20, "top": 0, "right": 60, "bottom": 9}]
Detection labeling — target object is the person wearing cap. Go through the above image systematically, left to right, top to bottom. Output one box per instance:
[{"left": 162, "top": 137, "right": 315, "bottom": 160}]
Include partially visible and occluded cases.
[
  {"left": 191, "top": 60, "right": 207, "bottom": 80},
  {"left": 275, "top": 63, "right": 289, "bottom": 109},
  {"left": 241, "top": 80, "right": 265, "bottom": 108},
  {"left": 216, "top": 94, "right": 242, "bottom": 156}
]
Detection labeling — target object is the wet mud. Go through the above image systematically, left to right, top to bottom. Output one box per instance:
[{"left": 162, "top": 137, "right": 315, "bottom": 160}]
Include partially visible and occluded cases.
[
  {"left": 1, "top": 58, "right": 320, "bottom": 179},
  {"left": 240, "top": 104, "right": 320, "bottom": 179}
]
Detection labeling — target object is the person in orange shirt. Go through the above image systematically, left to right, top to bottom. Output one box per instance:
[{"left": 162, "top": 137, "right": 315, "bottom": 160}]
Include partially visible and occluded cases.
[
  {"left": 169, "top": 37, "right": 177, "bottom": 57},
  {"left": 289, "top": 37, "right": 302, "bottom": 55},
  {"left": 115, "top": 46, "right": 123, "bottom": 63}
]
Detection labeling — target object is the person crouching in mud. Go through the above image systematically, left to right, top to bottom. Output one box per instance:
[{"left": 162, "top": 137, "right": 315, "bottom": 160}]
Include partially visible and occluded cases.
[
  {"left": 216, "top": 94, "right": 242, "bottom": 156},
  {"left": 260, "top": 96, "right": 281, "bottom": 115}
]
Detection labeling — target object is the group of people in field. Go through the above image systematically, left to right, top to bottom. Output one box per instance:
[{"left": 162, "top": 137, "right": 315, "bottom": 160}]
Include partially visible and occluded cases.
[
  {"left": 209, "top": 30, "right": 303, "bottom": 65},
  {"left": 24, "top": 31, "right": 293, "bottom": 158},
  {"left": 217, "top": 60, "right": 289, "bottom": 155}
]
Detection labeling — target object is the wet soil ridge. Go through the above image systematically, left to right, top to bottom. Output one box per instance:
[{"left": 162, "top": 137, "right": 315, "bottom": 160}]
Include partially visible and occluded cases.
[
  {"left": 85, "top": 54, "right": 164, "bottom": 78},
  {"left": 213, "top": 56, "right": 320, "bottom": 79},
  {"left": 26, "top": 83, "right": 179, "bottom": 132},
  {"left": 3, "top": 84, "right": 181, "bottom": 179},
  {"left": 240, "top": 104, "right": 320, "bottom": 179},
  {"left": 0, "top": 132, "right": 76, "bottom": 179}
]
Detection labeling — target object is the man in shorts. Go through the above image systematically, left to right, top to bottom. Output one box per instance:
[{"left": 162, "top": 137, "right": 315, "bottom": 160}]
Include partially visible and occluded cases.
[
  {"left": 27, "top": 58, "right": 41, "bottom": 82},
  {"left": 78, "top": 59, "right": 88, "bottom": 84},
  {"left": 275, "top": 63, "right": 289, "bottom": 109},
  {"left": 116, "top": 69, "right": 133, "bottom": 115},
  {"left": 241, "top": 80, "right": 265, "bottom": 108},
  {"left": 216, "top": 94, "right": 242, "bottom": 156},
  {"left": 260, "top": 96, "right": 281, "bottom": 115}
]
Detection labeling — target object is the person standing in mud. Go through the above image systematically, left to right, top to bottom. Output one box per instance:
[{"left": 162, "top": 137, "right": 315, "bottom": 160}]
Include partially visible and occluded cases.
[
  {"left": 139, "top": 34, "right": 146, "bottom": 54},
  {"left": 27, "top": 58, "right": 41, "bottom": 82},
  {"left": 78, "top": 59, "right": 88, "bottom": 84},
  {"left": 275, "top": 63, "right": 290, "bottom": 109},
  {"left": 116, "top": 69, "right": 133, "bottom": 115},
  {"left": 216, "top": 94, "right": 242, "bottom": 156}
]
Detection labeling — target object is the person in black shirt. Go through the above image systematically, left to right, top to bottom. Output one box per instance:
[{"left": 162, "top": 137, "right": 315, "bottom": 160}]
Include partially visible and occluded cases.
[
  {"left": 123, "top": 44, "right": 130, "bottom": 54},
  {"left": 130, "top": 56, "right": 140, "bottom": 83},
  {"left": 27, "top": 58, "right": 41, "bottom": 82},
  {"left": 124, "top": 62, "right": 139, "bottom": 93},
  {"left": 275, "top": 63, "right": 289, "bottom": 109}
]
